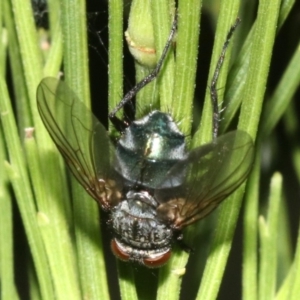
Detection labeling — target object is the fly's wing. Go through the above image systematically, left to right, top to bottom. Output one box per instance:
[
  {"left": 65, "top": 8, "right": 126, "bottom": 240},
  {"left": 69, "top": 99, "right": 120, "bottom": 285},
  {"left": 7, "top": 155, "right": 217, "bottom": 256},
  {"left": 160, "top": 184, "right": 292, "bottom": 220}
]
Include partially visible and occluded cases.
[
  {"left": 37, "top": 77, "right": 121, "bottom": 210},
  {"left": 156, "top": 130, "right": 254, "bottom": 229}
]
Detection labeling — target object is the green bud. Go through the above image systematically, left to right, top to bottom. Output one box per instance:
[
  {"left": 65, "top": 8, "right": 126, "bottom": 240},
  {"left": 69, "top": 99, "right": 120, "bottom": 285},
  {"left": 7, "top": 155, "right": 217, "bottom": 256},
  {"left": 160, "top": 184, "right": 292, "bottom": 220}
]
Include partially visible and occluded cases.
[{"left": 125, "top": 0, "right": 157, "bottom": 68}]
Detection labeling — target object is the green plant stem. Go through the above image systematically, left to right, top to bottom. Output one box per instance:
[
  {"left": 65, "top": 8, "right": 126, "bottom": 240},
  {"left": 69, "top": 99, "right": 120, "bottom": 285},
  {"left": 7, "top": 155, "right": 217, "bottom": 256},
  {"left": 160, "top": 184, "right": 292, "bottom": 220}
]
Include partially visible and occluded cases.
[
  {"left": 3, "top": 0, "right": 32, "bottom": 132},
  {"left": 10, "top": 0, "right": 44, "bottom": 136},
  {"left": 108, "top": 0, "right": 124, "bottom": 128},
  {"left": 128, "top": 0, "right": 159, "bottom": 115},
  {"left": 150, "top": 0, "right": 175, "bottom": 111},
  {"left": 172, "top": 0, "right": 201, "bottom": 136},
  {"left": 194, "top": 0, "right": 240, "bottom": 146},
  {"left": 196, "top": 0, "right": 281, "bottom": 298},
  {"left": 220, "top": 0, "right": 296, "bottom": 133},
  {"left": 60, "top": 1, "right": 109, "bottom": 299},
  {"left": 156, "top": 1, "right": 202, "bottom": 299},
  {"left": 43, "top": 20, "right": 63, "bottom": 76},
  {"left": 261, "top": 40, "right": 300, "bottom": 136},
  {"left": 0, "top": 77, "right": 54, "bottom": 300},
  {"left": 25, "top": 129, "right": 80, "bottom": 300},
  {"left": 0, "top": 130, "right": 19, "bottom": 300},
  {"left": 242, "top": 153, "right": 260, "bottom": 300},
  {"left": 258, "top": 173, "right": 282, "bottom": 300},
  {"left": 276, "top": 224, "right": 300, "bottom": 300},
  {"left": 117, "top": 261, "right": 138, "bottom": 300}
]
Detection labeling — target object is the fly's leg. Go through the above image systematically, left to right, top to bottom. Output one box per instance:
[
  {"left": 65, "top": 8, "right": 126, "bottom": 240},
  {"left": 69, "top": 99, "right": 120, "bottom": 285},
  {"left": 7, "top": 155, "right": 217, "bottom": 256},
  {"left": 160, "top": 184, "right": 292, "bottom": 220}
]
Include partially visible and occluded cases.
[
  {"left": 109, "top": 14, "right": 178, "bottom": 132},
  {"left": 210, "top": 18, "right": 241, "bottom": 139}
]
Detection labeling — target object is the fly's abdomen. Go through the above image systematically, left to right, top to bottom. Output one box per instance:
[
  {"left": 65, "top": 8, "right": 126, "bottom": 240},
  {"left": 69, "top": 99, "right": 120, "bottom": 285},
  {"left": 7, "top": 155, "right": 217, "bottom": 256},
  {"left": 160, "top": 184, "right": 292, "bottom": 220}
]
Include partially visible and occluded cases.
[
  {"left": 110, "top": 191, "right": 173, "bottom": 267},
  {"left": 111, "top": 198, "right": 172, "bottom": 249}
]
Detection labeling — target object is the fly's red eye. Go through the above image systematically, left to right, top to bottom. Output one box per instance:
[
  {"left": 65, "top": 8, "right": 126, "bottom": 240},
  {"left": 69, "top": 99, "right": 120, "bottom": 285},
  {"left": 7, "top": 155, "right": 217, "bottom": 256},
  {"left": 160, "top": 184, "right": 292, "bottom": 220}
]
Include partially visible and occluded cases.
[
  {"left": 111, "top": 239, "right": 130, "bottom": 262},
  {"left": 111, "top": 239, "right": 172, "bottom": 268},
  {"left": 143, "top": 250, "right": 171, "bottom": 268}
]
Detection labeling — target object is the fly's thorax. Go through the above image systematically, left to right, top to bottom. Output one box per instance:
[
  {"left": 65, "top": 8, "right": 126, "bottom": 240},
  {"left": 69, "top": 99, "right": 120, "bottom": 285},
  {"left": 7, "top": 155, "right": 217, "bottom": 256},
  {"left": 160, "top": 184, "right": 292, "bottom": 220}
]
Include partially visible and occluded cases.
[
  {"left": 114, "top": 111, "right": 187, "bottom": 189},
  {"left": 110, "top": 190, "right": 173, "bottom": 267}
]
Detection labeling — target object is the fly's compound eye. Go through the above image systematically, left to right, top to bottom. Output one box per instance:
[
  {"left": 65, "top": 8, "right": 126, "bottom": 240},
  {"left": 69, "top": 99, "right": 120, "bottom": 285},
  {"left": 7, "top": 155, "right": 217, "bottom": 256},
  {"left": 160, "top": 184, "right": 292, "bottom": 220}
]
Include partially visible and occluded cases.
[
  {"left": 110, "top": 239, "right": 131, "bottom": 262},
  {"left": 111, "top": 239, "right": 172, "bottom": 268},
  {"left": 142, "top": 250, "right": 171, "bottom": 268}
]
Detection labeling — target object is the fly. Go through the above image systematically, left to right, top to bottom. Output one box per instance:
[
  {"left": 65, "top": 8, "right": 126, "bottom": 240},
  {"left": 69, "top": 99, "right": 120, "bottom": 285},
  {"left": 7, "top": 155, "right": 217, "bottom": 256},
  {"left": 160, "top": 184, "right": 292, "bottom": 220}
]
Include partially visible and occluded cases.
[{"left": 37, "top": 16, "right": 254, "bottom": 268}]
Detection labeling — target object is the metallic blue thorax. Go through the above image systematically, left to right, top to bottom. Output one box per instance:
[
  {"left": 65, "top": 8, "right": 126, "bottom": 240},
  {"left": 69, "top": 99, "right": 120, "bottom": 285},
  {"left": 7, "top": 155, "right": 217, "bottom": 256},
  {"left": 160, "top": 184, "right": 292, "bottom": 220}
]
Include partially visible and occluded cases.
[{"left": 115, "top": 110, "right": 187, "bottom": 189}]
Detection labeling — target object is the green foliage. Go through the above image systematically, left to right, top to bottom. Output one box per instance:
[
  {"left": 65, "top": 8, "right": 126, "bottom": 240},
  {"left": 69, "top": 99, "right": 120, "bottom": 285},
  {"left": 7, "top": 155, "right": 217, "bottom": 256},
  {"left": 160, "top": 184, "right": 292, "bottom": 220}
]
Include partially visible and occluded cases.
[{"left": 0, "top": 0, "right": 299, "bottom": 299}]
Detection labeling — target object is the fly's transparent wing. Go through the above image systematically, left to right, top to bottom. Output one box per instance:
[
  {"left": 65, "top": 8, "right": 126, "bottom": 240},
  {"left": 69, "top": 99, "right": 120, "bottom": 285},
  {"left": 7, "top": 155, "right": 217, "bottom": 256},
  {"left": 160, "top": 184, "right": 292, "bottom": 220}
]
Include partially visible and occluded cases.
[
  {"left": 37, "top": 77, "right": 121, "bottom": 210},
  {"left": 156, "top": 131, "right": 254, "bottom": 228}
]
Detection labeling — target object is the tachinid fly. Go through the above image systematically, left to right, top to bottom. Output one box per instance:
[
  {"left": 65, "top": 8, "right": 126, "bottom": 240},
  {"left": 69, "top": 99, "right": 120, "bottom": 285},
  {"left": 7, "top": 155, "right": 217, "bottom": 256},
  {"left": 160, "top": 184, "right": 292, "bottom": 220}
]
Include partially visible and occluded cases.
[{"left": 37, "top": 17, "right": 254, "bottom": 267}]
